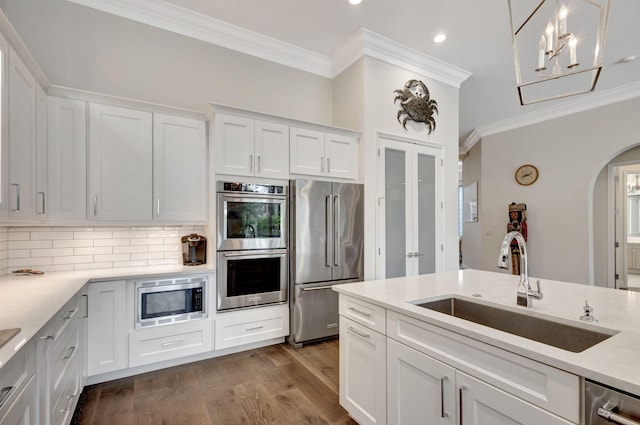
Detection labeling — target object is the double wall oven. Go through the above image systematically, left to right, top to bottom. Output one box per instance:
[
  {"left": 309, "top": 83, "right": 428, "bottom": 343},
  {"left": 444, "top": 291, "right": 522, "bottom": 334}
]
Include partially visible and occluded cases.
[{"left": 216, "top": 181, "right": 288, "bottom": 311}]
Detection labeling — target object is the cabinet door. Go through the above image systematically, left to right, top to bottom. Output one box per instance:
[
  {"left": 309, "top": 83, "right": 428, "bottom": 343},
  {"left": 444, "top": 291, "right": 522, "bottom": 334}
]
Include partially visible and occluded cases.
[
  {"left": 0, "top": 33, "right": 8, "bottom": 217},
  {"left": 8, "top": 47, "right": 37, "bottom": 220},
  {"left": 35, "top": 85, "right": 47, "bottom": 218},
  {"left": 47, "top": 97, "right": 87, "bottom": 221},
  {"left": 89, "top": 103, "right": 152, "bottom": 221},
  {"left": 153, "top": 113, "right": 206, "bottom": 221},
  {"left": 214, "top": 113, "right": 254, "bottom": 176},
  {"left": 254, "top": 120, "right": 289, "bottom": 178},
  {"left": 289, "top": 127, "right": 325, "bottom": 176},
  {"left": 325, "top": 132, "right": 357, "bottom": 180},
  {"left": 377, "top": 136, "right": 443, "bottom": 279},
  {"left": 87, "top": 280, "right": 127, "bottom": 376},
  {"left": 339, "top": 316, "right": 386, "bottom": 425},
  {"left": 387, "top": 339, "right": 455, "bottom": 425},
  {"left": 457, "top": 372, "right": 574, "bottom": 425},
  {"left": 0, "top": 376, "right": 37, "bottom": 425}
]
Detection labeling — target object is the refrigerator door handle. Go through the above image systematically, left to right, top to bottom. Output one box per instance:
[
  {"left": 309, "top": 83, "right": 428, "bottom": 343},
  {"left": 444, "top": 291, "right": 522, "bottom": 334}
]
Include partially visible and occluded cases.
[
  {"left": 326, "top": 195, "right": 333, "bottom": 267},
  {"left": 334, "top": 195, "right": 341, "bottom": 266}
]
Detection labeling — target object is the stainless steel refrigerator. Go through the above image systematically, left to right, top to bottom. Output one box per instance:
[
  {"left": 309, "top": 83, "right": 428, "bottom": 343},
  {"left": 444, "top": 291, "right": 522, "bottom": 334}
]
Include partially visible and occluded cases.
[{"left": 289, "top": 179, "right": 364, "bottom": 347}]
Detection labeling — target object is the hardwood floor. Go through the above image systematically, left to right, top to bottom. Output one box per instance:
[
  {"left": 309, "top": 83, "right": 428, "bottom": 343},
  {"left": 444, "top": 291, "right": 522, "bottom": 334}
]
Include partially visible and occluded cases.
[{"left": 75, "top": 339, "right": 357, "bottom": 425}]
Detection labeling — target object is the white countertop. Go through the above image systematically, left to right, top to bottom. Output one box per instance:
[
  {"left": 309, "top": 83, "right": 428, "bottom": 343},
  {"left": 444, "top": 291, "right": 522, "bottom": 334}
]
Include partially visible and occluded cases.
[
  {"left": 0, "top": 264, "right": 214, "bottom": 369},
  {"left": 333, "top": 269, "right": 640, "bottom": 395}
]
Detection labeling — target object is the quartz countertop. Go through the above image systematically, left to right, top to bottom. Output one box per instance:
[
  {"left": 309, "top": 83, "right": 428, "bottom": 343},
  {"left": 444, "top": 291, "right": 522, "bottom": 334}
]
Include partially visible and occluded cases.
[
  {"left": 0, "top": 264, "right": 214, "bottom": 369},
  {"left": 333, "top": 269, "right": 640, "bottom": 395}
]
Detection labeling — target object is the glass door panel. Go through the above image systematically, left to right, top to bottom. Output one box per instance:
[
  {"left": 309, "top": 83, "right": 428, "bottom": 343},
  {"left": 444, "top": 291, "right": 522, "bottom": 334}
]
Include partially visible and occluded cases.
[
  {"left": 384, "top": 147, "right": 408, "bottom": 278},
  {"left": 416, "top": 150, "right": 436, "bottom": 274}
]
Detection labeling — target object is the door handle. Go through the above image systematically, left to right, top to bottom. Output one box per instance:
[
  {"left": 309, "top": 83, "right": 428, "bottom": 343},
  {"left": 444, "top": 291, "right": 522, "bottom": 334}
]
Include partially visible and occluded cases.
[
  {"left": 249, "top": 154, "right": 254, "bottom": 173},
  {"left": 257, "top": 155, "right": 261, "bottom": 174},
  {"left": 321, "top": 157, "right": 324, "bottom": 173},
  {"left": 327, "top": 158, "right": 331, "bottom": 173},
  {"left": 11, "top": 184, "right": 20, "bottom": 211},
  {"left": 38, "top": 192, "right": 46, "bottom": 215},
  {"left": 326, "top": 195, "right": 333, "bottom": 267},
  {"left": 334, "top": 195, "right": 341, "bottom": 266},
  {"left": 93, "top": 196, "right": 98, "bottom": 216},
  {"left": 156, "top": 197, "right": 161, "bottom": 217},
  {"left": 407, "top": 252, "right": 414, "bottom": 258},
  {"left": 302, "top": 285, "right": 333, "bottom": 291},
  {"left": 347, "top": 326, "right": 370, "bottom": 339},
  {"left": 440, "top": 376, "right": 449, "bottom": 418},
  {"left": 459, "top": 385, "right": 467, "bottom": 425},
  {"left": 599, "top": 401, "right": 640, "bottom": 425}
]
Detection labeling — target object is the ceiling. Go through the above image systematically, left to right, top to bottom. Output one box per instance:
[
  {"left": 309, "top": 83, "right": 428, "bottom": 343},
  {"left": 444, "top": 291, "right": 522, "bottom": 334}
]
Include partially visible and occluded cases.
[{"left": 56, "top": 0, "right": 640, "bottom": 145}]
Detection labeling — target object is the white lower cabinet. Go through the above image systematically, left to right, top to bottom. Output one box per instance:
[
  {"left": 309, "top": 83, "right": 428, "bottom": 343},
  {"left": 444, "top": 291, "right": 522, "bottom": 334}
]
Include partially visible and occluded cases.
[
  {"left": 87, "top": 280, "right": 128, "bottom": 376},
  {"left": 338, "top": 295, "right": 581, "bottom": 425},
  {"left": 214, "top": 304, "right": 289, "bottom": 350},
  {"left": 339, "top": 316, "right": 386, "bottom": 425},
  {"left": 129, "top": 319, "right": 213, "bottom": 367},
  {"left": 0, "top": 340, "right": 37, "bottom": 425},
  {"left": 0, "top": 376, "right": 37, "bottom": 425}
]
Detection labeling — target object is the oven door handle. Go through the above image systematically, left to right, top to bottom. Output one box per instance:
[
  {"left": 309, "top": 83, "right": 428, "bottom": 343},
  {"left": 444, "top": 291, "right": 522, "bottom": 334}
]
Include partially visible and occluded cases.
[
  {"left": 222, "top": 251, "right": 285, "bottom": 258},
  {"left": 599, "top": 402, "right": 640, "bottom": 425}
]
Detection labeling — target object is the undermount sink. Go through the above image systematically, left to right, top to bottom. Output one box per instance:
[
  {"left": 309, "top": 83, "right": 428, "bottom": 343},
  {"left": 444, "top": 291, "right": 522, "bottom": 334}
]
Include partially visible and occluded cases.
[{"left": 415, "top": 297, "right": 617, "bottom": 353}]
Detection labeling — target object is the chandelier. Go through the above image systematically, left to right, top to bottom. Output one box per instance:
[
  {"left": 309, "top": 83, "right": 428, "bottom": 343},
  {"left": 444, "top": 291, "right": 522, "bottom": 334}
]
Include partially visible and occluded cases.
[{"left": 507, "top": 0, "right": 610, "bottom": 105}]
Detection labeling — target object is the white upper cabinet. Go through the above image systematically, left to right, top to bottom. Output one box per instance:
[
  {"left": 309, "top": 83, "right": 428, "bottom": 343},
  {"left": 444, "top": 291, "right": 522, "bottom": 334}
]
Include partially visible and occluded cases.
[
  {"left": 0, "top": 33, "right": 8, "bottom": 218},
  {"left": 8, "top": 46, "right": 37, "bottom": 220},
  {"left": 47, "top": 97, "right": 86, "bottom": 221},
  {"left": 88, "top": 103, "right": 152, "bottom": 221},
  {"left": 153, "top": 113, "right": 207, "bottom": 222},
  {"left": 214, "top": 113, "right": 289, "bottom": 179},
  {"left": 290, "top": 127, "right": 358, "bottom": 179}
]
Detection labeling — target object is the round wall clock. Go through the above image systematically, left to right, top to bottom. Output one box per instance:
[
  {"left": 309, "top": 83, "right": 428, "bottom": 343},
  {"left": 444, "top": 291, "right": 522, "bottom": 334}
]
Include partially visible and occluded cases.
[{"left": 515, "top": 164, "right": 539, "bottom": 186}]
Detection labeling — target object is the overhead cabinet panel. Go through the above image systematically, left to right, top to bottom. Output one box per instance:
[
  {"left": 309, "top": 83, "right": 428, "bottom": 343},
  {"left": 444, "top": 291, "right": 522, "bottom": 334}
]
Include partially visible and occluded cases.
[
  {"left": 88, "top": 103, "right": 152, "bottom": 221},
  {"left": 214, "top": 114, "right": 254, "bottom": 176}
]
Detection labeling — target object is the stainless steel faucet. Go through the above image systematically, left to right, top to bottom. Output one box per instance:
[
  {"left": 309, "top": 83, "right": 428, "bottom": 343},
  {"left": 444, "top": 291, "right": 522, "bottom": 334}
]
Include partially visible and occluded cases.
[{"left": 497, "top": 231, "right": 543, "bottom": 307}]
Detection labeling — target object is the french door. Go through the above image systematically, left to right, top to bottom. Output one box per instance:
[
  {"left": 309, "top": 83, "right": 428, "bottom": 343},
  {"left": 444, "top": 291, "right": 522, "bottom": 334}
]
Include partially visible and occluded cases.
[{"left": 377, "top": 135, "right": 443, "bottom": 279}]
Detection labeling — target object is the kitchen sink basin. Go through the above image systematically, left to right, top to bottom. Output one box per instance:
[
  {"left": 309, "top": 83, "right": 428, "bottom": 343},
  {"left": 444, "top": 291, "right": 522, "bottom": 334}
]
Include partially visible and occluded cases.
[{"left": 415, "top": 297, "right": 617, "bottom": 353}]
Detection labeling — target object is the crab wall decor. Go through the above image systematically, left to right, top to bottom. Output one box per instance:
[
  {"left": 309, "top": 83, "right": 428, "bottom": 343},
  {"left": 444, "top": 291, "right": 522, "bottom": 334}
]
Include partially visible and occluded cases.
[{"left": 393, "top": 79, "right": 438, "bottom": 134}]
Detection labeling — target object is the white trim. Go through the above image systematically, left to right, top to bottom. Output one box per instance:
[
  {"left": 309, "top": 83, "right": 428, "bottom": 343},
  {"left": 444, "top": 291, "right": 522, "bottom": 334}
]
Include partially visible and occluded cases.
[
  {"left": 63, "top": 0, "right": 472, "bottom": 86},
  {"left": 65, "top": 0, "right": 333, "bottom": 77},
  {"left": 333, "top": 29, "right": 472, "bottom": 87},
  {"left": 461, "top": 81, "right": 640, "bottom": 154}
]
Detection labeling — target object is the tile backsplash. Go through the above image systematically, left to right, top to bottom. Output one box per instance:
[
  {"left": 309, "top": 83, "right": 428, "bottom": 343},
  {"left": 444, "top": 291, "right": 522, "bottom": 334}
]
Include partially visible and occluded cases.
[{"left": 2, "top": 226, "right": 206, "bottom": 275}]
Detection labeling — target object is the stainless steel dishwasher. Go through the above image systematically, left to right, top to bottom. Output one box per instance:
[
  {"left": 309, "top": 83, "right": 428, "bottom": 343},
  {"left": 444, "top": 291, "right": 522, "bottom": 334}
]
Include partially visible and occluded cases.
[{"left": 585, "top": 380, "right": 640, "bottom": 425}]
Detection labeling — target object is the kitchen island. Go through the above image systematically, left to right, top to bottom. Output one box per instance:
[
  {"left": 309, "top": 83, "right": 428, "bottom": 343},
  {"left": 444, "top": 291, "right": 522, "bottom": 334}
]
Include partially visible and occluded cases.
[{"left": 334, "top": 269, "right": 640, "bottom": 425}]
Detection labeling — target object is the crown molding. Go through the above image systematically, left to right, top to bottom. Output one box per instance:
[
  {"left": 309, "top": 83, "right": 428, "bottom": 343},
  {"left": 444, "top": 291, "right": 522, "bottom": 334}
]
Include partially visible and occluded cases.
[
  {"left": 65, "top": 0, "right": 333, "bottom": 77},
  {"left": 332, "top": 29, "right": 473, "bottom": 87},
  {"left": 460, "top": 81, "right": 640, "bottom": 155}
]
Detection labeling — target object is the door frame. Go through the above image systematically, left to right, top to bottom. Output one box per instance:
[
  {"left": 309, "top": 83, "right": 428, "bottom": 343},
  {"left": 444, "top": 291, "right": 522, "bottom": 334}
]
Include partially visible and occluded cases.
[{"left": 376, "top": 133, "right": 444, "bottom": 279}]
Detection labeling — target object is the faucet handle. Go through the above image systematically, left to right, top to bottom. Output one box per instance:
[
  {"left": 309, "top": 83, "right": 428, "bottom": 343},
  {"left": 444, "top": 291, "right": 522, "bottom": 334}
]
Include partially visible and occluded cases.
[
  {"left": 530, "top": 279, "right": 543, "bottom": 300},
  {"left": 580, "top": 300, "right": 598, "bottom": 323}
]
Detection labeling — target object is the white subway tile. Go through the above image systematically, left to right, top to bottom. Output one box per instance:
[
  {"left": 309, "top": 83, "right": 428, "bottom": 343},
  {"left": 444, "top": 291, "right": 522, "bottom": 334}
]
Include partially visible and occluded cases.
[
  {"left": 12, "top": 226, "right": 53, "bottom": 232},
  {"left": 132, "top": 226, "right": 163, "bottom": 231},
  {"left": 54, "top": 227, "right": 93, "bottom": 232},
  {"left": 112, "top": 230, "right": 148, "bottom": 239},
  {"left": 148, "top": 230, "right": 179, "bottom": 238},
  {"left": 0, "top": 231, "right": 8, "bottom": 242},
  {"left": 31, "top": 231, "right": 73, "bottom": 240},
  {"left": 74, "top": 231, "right": 113, "bottom": 240},
  {"left": 8, "top": 232, "right": 30, "bottom": 241},
  {"left": 94, "top": 238, "right": 131, "bottom": 247},
  {"left": 131, "top": 238, "right": 164, "bottom": 246},
  {"left": 53, "top": 239, "right": 93, "bottom": 248},
  {"left": 9, "top": 240, "right": 52, "bottom": 250},
  {"left": 0, "top": 241, "right": 7, "bottom": 251},
  {"left": 148, "top": 244, "right": 180, "bottom": 253},
  {"left": 113, "top": 245, "right": 147, "bottom": 254},
  {"left": 74, "top": 247, "right": 113, "bottom": 256},
  {"left": 31, "top": 248, "right": 74, "bottom": 257},
  {"left": 8, "top": 249, "right": 30, "bottom": 259},
  {"left": 163, "top": 251, "right": 182, "bottom": 260},
  {"left": 131, "top": 252, "right": 164, "bottom": 261},
  {"left": 94, "top": 253, "right": 131, "bottom": 262},
  {"left": 53, "top": 255, "right": 94, "bottom": 265},
  {"left": 9, "top": 257, "right": 53, "bottom": 267},
  {"left": 148, "top": 258, "right": 181, "bottom": 266},
  {"left": 113, "top": 260, "right": 148, "bottom": 268},
  {"left": 75, "top": 262, "right": 113, "bottom": 270},
  {"left": 38, "top": 264, "right": 74, "bottom": 272}
]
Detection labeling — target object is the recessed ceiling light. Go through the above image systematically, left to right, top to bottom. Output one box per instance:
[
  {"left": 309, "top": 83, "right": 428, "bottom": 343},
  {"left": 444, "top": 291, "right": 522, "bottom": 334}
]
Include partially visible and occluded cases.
[
  {"left": 349, "top": 0, "right": 362, "bottom": 5},
  {"left": 433, "top": 34, "right": 447, "bottom": 43},
  {"left": 621, "top": 55, "right": 637, "bottom": 63}
]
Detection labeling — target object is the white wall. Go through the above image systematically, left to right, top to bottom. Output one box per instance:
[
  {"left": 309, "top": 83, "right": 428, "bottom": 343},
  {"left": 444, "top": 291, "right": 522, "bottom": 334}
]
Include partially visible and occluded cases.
[
  {"left": 3, "top": 0, "right": 334, "bottom": 124},
  {"left": 471, "top": 96, "right": 640, "bottom": 285},
  {"left": 462, "top": 142, "right": 481, "bottom": 268}
]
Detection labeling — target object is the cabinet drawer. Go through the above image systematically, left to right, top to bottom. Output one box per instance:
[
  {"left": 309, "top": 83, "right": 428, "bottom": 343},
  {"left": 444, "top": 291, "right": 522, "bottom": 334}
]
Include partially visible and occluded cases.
[
  {"left": 47, "top": 294, "right": 83, "bottom": 342},
  {"left": 339, "top": 296, "right": 386, "bottom": 334},
  {"left": 215, "top": 305, "right": 289, "bottom": 350},
  {"left": 387, "top": 311, "right": 580, "bottom": 423},
  {"left": 129, "top": 319, "right": 213, "bottom": 367},
  {"left": 50, "top": 320, "right": 81, "bottom": 409},
  {"left": 0, "top": 339, "right": 35, "bottom": 416},
  {"left": 50, "top": 373, "right": 80, "bottom": 425}
]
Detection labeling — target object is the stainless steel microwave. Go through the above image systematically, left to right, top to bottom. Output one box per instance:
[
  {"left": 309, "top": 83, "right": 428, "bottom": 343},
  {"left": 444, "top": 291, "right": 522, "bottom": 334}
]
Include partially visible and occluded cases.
[{"left": 134, "top": 275, "right": 208, "bottom": 328}]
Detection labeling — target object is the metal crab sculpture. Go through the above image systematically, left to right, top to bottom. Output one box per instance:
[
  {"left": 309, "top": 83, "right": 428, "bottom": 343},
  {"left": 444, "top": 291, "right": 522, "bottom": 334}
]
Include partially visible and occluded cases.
[{"left": 393, "top": 79, "right": 438, "bottom": 134}]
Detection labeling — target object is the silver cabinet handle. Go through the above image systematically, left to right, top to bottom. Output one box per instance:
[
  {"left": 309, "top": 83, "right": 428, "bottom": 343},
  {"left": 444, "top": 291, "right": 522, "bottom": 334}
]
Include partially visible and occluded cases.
[
  {"left": 249, "top": 154, "right": 254, "bottom": 173},
  {"left": 257, "top": 155, "right": 261, "bottom": 174},
  {"left": 321, "top": 156, "right": 324, "bottom": 173},
  {"left": 327, "top": 158, "right": 331, "bottom": 173},
  {"left": 11, "top": 184, "right": 20, "bottom": 211},
  {"left": 38, "top": 192, "right": 46, "bottom": 215},
  {"left": 93, "top": 196, "right": 97, "bottom": 216},
  {"left": 156, "top": 197, "right": 161, "bottom": 217},
  {"left": 407, "top": 252, "right": 414, "bottom": 258},
  {"left": 414, "top": 252, "right": 424, "bottom": 257},
  {"left": 302, "top": 285, "right": 333, "bottom": 291},
  {"left": 82, "top": 294, "right": 88, "bottom": 319},
  {"left": 348, "top": 307, "right": 371, "bottom": 317},
  {"left": 62, "top": 309, "right": 76, "bottom": 320},
  {"left": 246, "top": 325, "right": 264, "bottom": 331},
  {"left": 348, "top": 326, "right": 370, "bottom": 338},
  {"left": 39, "top": 335, "right": 55, "bottom": 341},
  {"left": 161, "top": 340, "right": 184, "bottom": 347},
  {"left": 63, "top": 346, "right": 76, "bottom": 360},
  {"left": 441, "top": 376, "right": 449, "bottom": 418},
  {"left": 459, "top": 385, "right": 467, "bottom": 425},
  {"left": 0, "top": 386, "right": 14, "bottom": 409},
  {"left": 59, "top": 394, "right": 76, "bottom": 413},
  {"left": 599, "top": 402, "right": 640, "bottom": 425}
]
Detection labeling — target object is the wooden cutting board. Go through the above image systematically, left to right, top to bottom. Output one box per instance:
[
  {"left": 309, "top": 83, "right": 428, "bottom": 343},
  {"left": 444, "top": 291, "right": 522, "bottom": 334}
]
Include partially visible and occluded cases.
[{"left": 0, "top": 328, "right": 20, "bottom": 350}]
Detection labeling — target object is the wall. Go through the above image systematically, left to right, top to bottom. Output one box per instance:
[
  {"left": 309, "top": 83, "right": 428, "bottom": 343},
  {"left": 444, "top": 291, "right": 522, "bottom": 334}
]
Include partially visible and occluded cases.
[
  {"left": 3, "top": 0, "right": 334, "bottom": 125},
  {"left": 335, "top": 56, "right": 460, "bottom": 279},
  {"left": 469, "top": 96, "right": 640, "bottom": 285},
  {"left": 1, "top": 225, "right": 204, "bottom": 273}
]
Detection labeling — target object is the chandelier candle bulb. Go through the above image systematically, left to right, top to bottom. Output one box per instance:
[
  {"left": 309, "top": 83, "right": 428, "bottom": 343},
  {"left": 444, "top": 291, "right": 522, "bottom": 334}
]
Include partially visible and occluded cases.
[
  {"left": 559, "top": 4, "right": 568, "bottom": 36},
  {"left": 545, "top": 22, "right": 555, "bottom": 53},
  {"left": 568, "top": 34, "right": 578, "bottom": 67},
  {"left": 537, "top": 35, "right": 547, "bottom": 70}
]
